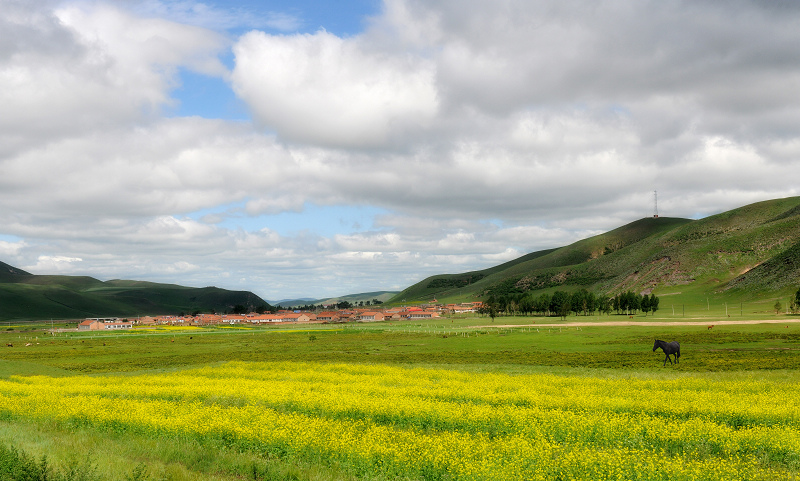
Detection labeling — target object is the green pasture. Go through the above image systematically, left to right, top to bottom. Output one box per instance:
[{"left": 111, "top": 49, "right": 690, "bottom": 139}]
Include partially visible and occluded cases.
[
  {"left": 1, "top": 314, "right": 799, "bottom": 376},
  {"left": 2, "top": 315, "right": 800, "bottom": 480}
]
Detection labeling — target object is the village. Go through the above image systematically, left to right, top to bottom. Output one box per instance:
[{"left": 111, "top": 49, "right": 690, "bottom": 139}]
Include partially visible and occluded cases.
[{"left": 77, "top": 302, "right": 484, "bottom": 331}]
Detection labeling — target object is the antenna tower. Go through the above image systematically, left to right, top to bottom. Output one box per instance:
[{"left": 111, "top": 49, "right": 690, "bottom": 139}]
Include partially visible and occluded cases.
[{"left": 653, "top": 190, "right": 659, "bottom": 218}]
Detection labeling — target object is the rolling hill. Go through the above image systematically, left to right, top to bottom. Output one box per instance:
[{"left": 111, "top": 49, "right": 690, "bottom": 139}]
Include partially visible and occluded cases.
[
  {"left": 389, "top": 196, "right": 800, "bottom": 305},
  {"left": 0, "top": 262, "right": 269, "bottom": 322}
]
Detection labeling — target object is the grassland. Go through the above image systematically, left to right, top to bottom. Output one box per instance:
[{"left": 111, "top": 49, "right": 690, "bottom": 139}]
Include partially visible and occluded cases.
[{"left": 1, "top": 312, "right": 800, "bottom": 480}]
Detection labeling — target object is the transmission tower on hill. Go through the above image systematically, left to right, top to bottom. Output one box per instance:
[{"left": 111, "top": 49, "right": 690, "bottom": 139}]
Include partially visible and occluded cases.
[{"left": 653, "top": 190, "right": 659, "bottom": 218}]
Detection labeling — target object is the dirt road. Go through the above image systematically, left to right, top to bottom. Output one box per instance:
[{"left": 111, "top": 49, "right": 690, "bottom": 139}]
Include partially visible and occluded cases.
[{"left": 474, "top": 318, "right": 800, "bottom": 329}]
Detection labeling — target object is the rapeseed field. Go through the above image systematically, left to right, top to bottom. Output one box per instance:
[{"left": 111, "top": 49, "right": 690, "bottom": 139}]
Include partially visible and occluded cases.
[{"left": 1, "top": 361, "right": 798, "bottom": 480}]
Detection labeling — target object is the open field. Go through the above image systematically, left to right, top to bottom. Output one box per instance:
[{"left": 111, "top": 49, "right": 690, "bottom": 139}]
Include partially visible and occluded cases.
[{"left": 1, "top": 314, "right": 800, "bottom": 480}]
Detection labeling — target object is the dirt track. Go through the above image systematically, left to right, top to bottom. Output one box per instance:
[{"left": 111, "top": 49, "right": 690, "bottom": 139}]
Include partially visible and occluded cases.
[{"left": 474, "top": 318, "right": 800, "bottom": 329}]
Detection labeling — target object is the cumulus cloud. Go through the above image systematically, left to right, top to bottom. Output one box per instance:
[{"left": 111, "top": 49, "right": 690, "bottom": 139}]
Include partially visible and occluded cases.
[
  {"left": 2, "top": 0, "right": 800, "bottom": 299},
  {"left": 0, "top": 1, "right": 227, "bottom": 157},
  {"left": 231, "top": 29, "right": 438, "bottom": 148},
  {"left": 29, "top": 255, "right": 83, "bottom": 273}
]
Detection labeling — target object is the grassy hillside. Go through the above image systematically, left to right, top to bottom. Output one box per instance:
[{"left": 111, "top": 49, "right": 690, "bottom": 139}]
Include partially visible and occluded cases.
[
  {"left": 390, "top": 196, "right": 800, "bottom": 305},
  {"left": 0, "top": 268, "right": 269, "bottom": 322}
]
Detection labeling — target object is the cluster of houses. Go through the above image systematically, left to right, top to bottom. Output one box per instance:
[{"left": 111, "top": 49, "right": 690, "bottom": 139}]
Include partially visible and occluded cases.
[{"left": 77, "top": 302, "right": 483, "bottom": 331}]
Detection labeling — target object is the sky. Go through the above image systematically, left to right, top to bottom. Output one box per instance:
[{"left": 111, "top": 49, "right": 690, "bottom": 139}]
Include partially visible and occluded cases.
[{"left": 2, "top": 0, "right": 800, "bottom": 302}]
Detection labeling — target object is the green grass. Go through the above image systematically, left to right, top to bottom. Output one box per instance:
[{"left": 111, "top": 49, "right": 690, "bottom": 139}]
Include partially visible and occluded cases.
[
  {"left": 2, "top": 314, "right": 800, "bottom": 375},
  {"left": 2, "top": 315, "right": 800, "bottom": 479},
  {"left": 0, "top": 419, "right": 360, "bottom": 481}
]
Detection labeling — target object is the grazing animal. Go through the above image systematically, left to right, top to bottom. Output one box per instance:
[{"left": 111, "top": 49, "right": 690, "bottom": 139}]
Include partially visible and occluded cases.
[
  {"left": 708, "top": 325, "right": 714, "bottom": 330},
  {"left": 653, "top": 339, "right": 681, "bottom": 366},
  {"left": 6, "top": 343, "right": 11, "bottom": 347}
]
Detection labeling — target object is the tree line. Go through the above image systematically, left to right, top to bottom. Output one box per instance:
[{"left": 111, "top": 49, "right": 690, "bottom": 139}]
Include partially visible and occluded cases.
[{"left": 479, "top": 289, "right": 659, "bottom": 321}]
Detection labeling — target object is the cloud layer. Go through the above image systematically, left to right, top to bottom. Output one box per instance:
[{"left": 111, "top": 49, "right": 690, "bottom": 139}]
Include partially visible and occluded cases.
[{"left": 1, "top": 0, "right": 799, "bottom": 300}]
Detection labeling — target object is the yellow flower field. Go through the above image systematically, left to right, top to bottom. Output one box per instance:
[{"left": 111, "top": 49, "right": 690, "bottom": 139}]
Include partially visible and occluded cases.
[{"left": 1, "top": 362, "right": 798, "bottom": 480}]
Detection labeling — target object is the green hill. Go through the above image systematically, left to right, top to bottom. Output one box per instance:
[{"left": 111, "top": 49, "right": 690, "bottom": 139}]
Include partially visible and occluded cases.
[
  {"left": 390, "top": 196, "right": 800, "bottom": 305},
  {"left": 0, "top": 265, "right": 269, "bottom": 322}
]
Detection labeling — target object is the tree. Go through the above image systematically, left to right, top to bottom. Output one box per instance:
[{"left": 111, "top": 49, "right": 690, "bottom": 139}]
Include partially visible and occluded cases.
[
  {"left": 792, "top": 288, "right": 800, "bottom": 314},
  {"left": 550, "top": 291, "right": 570, "bottom": 320},
  {"left": 570, "top": 291, "right": 585, "bottom": 316},
  {"left": 628, "top": 291, "right": 641, "bottom": 314},
  {"left": 585, "top": 292, "right": 597, "bottom": 316},
  {"left": 618, "top": 292, "right": 629, "bottom": 314},
  {"left": 535, "top": 293, "right": 551, "bottom": 316},
  {"left": 650, "top": 293, "right": 659, "bottom": 314},
  {"left": 611, "top": 294, "right": 620, "bottom": 314},
  {"left": 641, "top": 294, "right": 651, "bottom": 316},
  {"left": 519, "top": 295, "right": 534, "bottom": 316},
  {"left": 597, "top": 295, "right": 612, "bottom": 315},
  {"left": 481, "top": 296, "right": 499, "bottom": 321},
  {"left": 775, "top": 300, "right": 783, "bottom": 315},
  {"left": 255, "top": 304, "right": 274, "bottom": 314}
]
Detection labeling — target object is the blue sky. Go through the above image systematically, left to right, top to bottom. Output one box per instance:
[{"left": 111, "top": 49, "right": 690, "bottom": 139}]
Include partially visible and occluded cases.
[{"left": 1, "top": 0, "right": 799, "bottom": 300}]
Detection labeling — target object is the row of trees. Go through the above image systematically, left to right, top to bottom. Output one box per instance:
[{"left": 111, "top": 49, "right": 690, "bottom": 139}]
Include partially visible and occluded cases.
[{"left": 480, "top": 289, "right": 659, "bottom": 320}]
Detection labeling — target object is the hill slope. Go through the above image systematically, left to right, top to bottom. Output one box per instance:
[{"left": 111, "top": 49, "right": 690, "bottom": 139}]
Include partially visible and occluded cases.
[
  {"left": 390, "top": 196, "right": 800, "bottom": 304},
  {"left": 0, "top": 267, "right": 269, "bottom": 321}
]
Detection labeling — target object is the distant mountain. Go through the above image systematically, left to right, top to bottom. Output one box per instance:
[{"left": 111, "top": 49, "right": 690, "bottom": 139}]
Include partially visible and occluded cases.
[
  {"left": 390, "top": 196, "right": 800, "bottom": 304},
  {"left": 0, "top": 264, "right": 270, "bottom": 322},
  {"left": 273, "top": 291, "right": 399, "bottom": 308},
  {"left": 270, "top": 298, "right": 319, "bottom": 308}
]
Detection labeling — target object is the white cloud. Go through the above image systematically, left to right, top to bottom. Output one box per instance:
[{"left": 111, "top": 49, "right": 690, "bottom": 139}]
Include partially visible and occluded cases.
[
  {"left": 2, "top": 0, "right": 800, "bottom": 300},
  {"left": 0, "top": 2, "right": 227, "bottom": 158},
  {"left": 231, "top": 29, "right": 438, "bottom": 148},
  {"left": 0, "top": 239, "right": 26, "bottom": 258},
  {"left": 29, "top": 255, "right": 83, "bottom": 273}
]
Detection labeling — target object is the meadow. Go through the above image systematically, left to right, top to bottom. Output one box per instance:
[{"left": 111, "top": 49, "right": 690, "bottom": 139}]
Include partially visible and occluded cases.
[{"left": 1, "top": 312, "right": 800, "bottom": 480}]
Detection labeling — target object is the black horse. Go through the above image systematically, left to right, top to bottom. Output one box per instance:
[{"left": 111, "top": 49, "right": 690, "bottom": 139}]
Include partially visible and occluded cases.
[{"left": 653, "top": 339, "right": 680, "bottom": 366}]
